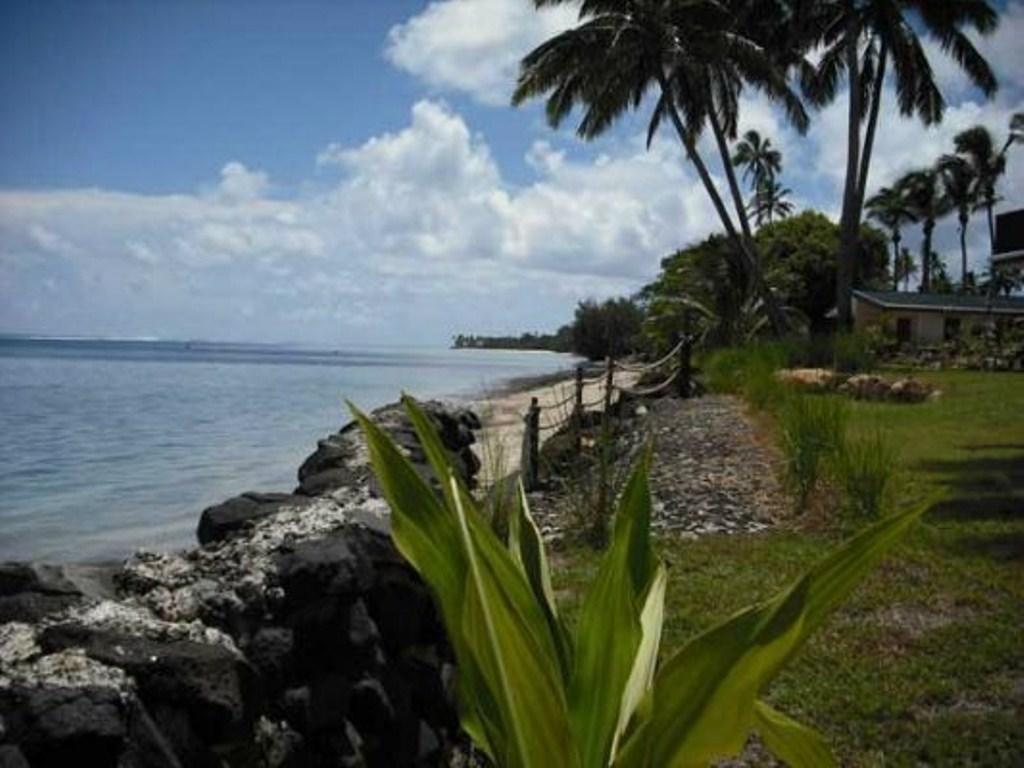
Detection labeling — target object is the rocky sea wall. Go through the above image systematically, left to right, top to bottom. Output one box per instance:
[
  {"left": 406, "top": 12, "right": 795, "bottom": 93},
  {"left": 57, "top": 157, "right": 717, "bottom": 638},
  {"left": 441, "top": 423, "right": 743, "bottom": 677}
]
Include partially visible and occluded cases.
[{"left": 0, "top": 401, "right": 482, "bottom": 767}]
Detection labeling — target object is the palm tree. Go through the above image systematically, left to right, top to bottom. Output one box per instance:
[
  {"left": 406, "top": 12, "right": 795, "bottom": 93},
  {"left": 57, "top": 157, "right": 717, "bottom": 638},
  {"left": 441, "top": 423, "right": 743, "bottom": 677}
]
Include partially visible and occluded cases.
[
  {"left": 512, "top": 0, "right": 809, "bottom": 336},
  {"left": 801, "top": 0, "right": 999, "bottom": 327},
  {"left": 1001, "top": 111, "right": 1024, "bottom": 155},
  {"left": 953, "top": 126, "right": 1005, "bottom": 250},
  {"left": 732, "top": 130, "right": 782, "bottom": 191},
  {"left": 938, "top": 154, "right": 977, "bottom": 290},
  {"left": 900, "top": 168, "right": 952, "bottom": 293},
  {"left": 749, "top": 178, "right": 794, "bottom": 226},
  {"left": 866, "top": 182, "right": 916, "bottom": 291},
  {"left": 895, "top": 246, "right": 917, "bottom": 291},
  {"left": 980, "top": 265, "right": 1024, "bottom": 297}
]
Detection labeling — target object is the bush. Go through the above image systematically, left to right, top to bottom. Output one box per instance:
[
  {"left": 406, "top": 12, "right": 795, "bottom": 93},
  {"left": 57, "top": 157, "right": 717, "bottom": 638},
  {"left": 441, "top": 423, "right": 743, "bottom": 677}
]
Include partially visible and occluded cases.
[
  {"left": 832, "top": 332, "right": 876, "bottom": 373},
  {"left": 703, "top": 343, "right": 787, "bottom": 394},
  {"left": 779, "top": 395, "right": 849, "bottom": 512},
  {"left": 354, "top": 396, "right": 923, "bottom": 768},
  {"left": 832, "top": 431, "right": 898, "bottom": 518}
]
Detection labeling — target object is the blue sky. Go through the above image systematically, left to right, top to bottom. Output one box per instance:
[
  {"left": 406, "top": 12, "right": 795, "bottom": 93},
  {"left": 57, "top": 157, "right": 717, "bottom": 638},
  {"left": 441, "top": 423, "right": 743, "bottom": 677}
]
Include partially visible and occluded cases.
[{"left": 1, "top": 0, "right": 1022, "bottom": 345}]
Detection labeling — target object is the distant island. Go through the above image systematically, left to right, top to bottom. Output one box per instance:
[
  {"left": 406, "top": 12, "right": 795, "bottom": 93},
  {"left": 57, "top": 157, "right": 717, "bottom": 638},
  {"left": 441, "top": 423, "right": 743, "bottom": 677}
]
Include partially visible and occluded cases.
[{"left": 451, "top": 327, "right": 572, "bottom": 352}]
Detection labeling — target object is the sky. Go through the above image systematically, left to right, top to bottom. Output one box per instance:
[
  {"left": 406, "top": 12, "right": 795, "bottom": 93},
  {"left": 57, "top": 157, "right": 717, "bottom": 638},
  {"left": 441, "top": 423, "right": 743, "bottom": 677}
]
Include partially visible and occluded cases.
[{"left": 1, "top": 0, "right": 1022, "bottom": 346}]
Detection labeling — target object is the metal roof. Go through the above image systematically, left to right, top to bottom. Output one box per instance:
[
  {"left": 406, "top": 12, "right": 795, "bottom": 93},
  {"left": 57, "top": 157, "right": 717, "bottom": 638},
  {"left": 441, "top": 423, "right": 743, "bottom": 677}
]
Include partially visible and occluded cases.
[{"left": 852, "top": 289, "right": 1024, "bottom": 315}]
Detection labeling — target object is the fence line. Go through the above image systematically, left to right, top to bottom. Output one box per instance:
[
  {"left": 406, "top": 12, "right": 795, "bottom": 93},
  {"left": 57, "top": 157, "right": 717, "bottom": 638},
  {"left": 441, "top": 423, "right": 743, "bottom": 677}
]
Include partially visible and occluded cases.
[{"left": 519, "top": 334, "right": 695, "bottom": 490}]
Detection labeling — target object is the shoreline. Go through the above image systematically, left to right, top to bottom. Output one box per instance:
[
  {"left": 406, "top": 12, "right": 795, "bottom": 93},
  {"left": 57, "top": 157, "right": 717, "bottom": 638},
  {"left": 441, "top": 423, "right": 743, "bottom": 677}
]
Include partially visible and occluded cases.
[{"left": 464, "top": 360, "right": 635, "bottom": 484}]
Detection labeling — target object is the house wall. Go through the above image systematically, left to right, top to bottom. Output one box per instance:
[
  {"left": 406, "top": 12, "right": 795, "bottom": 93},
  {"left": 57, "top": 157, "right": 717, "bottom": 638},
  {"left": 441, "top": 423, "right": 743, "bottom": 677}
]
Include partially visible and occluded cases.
[{"left": 851, "top": 298, "right": 1002, "bottom": 344}]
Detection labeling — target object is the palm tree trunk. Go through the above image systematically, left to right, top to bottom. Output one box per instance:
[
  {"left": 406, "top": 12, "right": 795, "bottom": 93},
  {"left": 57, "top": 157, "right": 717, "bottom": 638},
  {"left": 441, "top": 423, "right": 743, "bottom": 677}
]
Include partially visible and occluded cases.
[
  {"left": 836, "top": 9, "right": 862, "bottom": 329},
  {"left": 854, "top": 42, "right": 887, "bottom": 214},
  {"left": 658, "top": 75, "right": 788, "bottom": 336},
  {"left": 707, "top": 108, "right": 789, "bottom": 335},
  {"left": 708, "top": 109, "right": 755, "bottom": 242},
  {"left": 986, "top": 198, "right": 995, "bottom": 251},
  {"left": 959, "top": 213, "right": 969, "bottom": 290},
  {"left": 921, "top": 221, "right": 933, "bottom": 292},
  {"left": 891, "top": 231, "right": 900, "bottom": 291}
]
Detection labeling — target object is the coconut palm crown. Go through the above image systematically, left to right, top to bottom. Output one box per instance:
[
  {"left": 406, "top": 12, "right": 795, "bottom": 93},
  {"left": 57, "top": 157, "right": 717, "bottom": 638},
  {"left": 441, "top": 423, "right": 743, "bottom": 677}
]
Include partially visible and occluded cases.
[
  {"left": 512, "top": 0, "right": 810, "bottom": 336},
  {"left": 800, "top": 0, "right": 998, "bottom": 316},
  {"left": 732, "top": 129, "right": 783, "bottom": 190},
  {"left": 938, "top": 154, "right": 978, "bottom": 289},
  {"left": 899, "top": 167, "right": 952, "bottom": 293},
  {"left": 866, "top": 182, "right": 917, "bottom": 291}
]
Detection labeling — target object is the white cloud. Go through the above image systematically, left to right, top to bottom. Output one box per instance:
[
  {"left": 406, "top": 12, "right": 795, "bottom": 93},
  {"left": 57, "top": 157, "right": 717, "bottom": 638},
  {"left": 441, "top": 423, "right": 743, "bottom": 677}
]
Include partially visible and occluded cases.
[
  {"left": 384, "top": 0, "right": 577, "bottom": 106},
  {"left": 0, "top": 100, "right": 714, "bottom": 343},
  {"left": 216, "top": 161, "right": 270, "bottom": 201}
]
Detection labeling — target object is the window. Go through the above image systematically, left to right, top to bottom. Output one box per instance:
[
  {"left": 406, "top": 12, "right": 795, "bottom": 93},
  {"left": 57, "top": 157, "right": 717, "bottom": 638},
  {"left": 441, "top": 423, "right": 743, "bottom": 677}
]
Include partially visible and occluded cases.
[
  {"left": 896, "top": 317, "right": 912, "bottom": 343},
  {"left": 944, "top": 317, "right": 962, "bottom": 341}
]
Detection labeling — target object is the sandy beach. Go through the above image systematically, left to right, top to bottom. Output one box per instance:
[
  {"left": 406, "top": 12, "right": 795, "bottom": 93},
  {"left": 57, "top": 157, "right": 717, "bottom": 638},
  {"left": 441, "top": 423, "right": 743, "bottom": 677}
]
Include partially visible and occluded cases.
[{"left": 469, "top": 364, "right": 639, "bottom": 484}]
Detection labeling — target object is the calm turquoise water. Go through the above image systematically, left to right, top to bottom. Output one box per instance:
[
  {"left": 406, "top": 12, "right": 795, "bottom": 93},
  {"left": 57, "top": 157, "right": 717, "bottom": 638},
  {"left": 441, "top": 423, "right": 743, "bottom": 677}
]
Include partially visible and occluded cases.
[{"left": 0, "top": 338, "right": 575, "bottom": 562}]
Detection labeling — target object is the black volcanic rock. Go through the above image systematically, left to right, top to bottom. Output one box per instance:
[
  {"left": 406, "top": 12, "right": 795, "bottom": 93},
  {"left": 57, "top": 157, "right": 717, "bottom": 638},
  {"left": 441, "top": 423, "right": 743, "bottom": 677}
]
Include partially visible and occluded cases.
[
  {"left": 1, "top": 399, "right": 480, "bottom": 766},
  {"left": 197, "top": 492, "right": 315, "bottom": 546}
]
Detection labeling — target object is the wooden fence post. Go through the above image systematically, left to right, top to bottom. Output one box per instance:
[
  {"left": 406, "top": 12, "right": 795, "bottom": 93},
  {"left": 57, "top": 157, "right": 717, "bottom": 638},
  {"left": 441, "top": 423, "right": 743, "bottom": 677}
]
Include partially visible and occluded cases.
[
  {"left": 677, "top": 329, "right": 692, "bottom": 399},
  {"left": 603, "top": 356, "right": 614, "bottom": 415},
  {"left": 573, "top": 365, "right": 584, "bottom": 453},
  {"left": 522, "top": 397, "right": 541, "bottom": 491}
]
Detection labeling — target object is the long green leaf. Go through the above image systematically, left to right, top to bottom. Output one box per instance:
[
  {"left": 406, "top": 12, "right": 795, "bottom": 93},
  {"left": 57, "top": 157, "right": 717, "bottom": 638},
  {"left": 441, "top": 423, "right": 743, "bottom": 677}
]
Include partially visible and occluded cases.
[
  {"left": 399, "top": 396, "right": 567, "bottom": 683},
  {"left": 356, "top": 399, "right": 576, "bottom": 766},
  {"left": 349, "top": 404, "right": 502, "bottom": 759},
  {"left": 569, "top": 449, "right": 659, "bottom": 768},
  {"left": 451, "top": 474, "right": 578, "bottom": 768},
  {"left": 508, "top": 478, "right": 573, "bottom": 681},
  {"left": 621, "top": 503, "right": 923, "bottom": 766},
  {"left": 612, "top": 563, "right": 666, "bottom": 759},
  {"left": 753, "top": 700, "right": 837, "bottom": 768}
]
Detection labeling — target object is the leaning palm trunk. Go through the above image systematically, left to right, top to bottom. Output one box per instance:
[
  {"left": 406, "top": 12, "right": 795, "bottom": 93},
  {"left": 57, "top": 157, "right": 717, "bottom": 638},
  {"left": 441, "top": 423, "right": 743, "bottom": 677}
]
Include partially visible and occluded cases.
[
  {"left": 836, "top": 16, "right": 862, "bottom": 329},
  {"left": 854, "top": 44, "right": 888, "bottom": 217},
  {"left": 661, "top": 78, "right": 789, "bottom": 337},
  {"left": 985, "top": 196, "right": 996, "bottom": 252},
  {"left": 959, "top": 213, "right": 970, "bottom": 288},
  {"left": 921, "top": 219, "right": 935, "bottom": 292},
  {"left": 891, "top": 231, "right": 901, "bottom": 291}
]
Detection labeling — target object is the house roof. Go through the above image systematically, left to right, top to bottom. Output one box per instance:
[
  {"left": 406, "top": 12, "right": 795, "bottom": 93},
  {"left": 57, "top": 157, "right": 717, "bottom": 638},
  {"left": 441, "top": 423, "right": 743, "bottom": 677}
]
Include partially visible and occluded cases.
[{"left": 852, "top": 289, "right": 1024, "bottom": 315}]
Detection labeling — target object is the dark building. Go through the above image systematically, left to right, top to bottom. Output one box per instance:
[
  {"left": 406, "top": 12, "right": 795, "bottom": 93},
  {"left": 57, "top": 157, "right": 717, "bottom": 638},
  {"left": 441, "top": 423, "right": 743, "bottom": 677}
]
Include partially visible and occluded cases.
[{"left": 993, "top": 209, "right": 1024, "bottom": 266}]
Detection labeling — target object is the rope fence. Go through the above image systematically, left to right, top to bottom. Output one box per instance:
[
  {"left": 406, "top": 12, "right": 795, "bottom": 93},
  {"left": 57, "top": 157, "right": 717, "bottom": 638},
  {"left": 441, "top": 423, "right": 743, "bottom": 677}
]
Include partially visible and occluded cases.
[{"left": 519, "top": 333, "right": 696, "bottom": 490}]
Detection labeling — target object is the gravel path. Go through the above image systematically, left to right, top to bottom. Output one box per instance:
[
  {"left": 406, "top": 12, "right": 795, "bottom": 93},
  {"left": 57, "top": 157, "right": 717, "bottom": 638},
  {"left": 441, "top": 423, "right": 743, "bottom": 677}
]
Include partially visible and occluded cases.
[
  {"left": 526, "top": 394, "right": 788, "bottom": 541},
  {"left": 641, "top": 395, "right": 786, "bottom": 537}
]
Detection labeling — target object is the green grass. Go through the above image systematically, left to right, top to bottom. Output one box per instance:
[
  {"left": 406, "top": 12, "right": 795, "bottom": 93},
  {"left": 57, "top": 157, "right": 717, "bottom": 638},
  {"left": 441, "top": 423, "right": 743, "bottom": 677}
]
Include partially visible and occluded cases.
[{"left": 552, "top": 369, "right": 1024, "bottom": 766}]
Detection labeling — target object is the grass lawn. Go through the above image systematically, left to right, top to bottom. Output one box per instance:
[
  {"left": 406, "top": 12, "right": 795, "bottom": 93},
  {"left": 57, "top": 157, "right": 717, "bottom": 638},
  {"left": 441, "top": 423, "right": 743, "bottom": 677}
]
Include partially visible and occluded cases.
[{"left": 552, "top": 370, "right": 1024, "bottom": 766}]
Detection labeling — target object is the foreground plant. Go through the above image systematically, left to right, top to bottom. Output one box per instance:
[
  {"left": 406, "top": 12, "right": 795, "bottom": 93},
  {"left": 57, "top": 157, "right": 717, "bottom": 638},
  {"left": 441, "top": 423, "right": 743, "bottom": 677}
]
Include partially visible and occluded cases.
[{"left": 352, "top": 396, "right": 922, "bottom": 767}]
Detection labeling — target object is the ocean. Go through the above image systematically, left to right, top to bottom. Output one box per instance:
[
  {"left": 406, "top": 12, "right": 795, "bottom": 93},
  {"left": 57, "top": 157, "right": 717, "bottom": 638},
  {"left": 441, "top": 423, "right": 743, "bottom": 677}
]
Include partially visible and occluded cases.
[{"left": 0, "top": 337, "right": 575, "bottom": 562}]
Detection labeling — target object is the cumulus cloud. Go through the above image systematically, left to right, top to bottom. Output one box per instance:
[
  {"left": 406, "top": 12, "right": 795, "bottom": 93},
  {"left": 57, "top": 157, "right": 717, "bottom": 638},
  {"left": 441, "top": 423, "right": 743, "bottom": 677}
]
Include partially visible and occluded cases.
[
  {"left": 385, "top": 0, "right": 577, "bottom": 105},
  {"left": 0, "top": 100, "right": 713, "bottom": 343},
  {"left": 216, "top": 161, "right": 270, "bottom": 201}
]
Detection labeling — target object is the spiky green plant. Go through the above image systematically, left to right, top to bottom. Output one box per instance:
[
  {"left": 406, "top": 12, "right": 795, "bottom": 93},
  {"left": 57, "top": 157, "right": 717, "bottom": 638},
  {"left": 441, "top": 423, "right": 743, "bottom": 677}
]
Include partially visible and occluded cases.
[
  {"left": 779, "top": 395, "right": 849, "bottom": 513},
  {"left": 352, "top": 396, "right": 922, "bottom": 767},
  {"left": 833, "top": 430, "right": 899, "bottom": 519}
]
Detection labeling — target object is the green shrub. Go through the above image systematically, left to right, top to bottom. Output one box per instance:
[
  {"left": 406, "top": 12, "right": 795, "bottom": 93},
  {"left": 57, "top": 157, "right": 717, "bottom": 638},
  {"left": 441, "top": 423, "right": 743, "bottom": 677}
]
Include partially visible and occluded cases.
[
  {"left": 832, "top": 332, "right": 876, "bottom": 373},
  {"left": 702, "top": 342, "right": 787, "bottom": 400},
  {"left": 702, "top": 346, "right": 751, "bottom": 394},
  {"left": 741, "top": 352, "right": 788, "bottom": 412},
  {"left": 779, "top": 395, "right": 849, "bottom": 512},
  {"left": 353, "top": 396, "right": 923, "bottom": 768},
  {"left": 833, "top": 431, "right": 898, "bottom": 518}
]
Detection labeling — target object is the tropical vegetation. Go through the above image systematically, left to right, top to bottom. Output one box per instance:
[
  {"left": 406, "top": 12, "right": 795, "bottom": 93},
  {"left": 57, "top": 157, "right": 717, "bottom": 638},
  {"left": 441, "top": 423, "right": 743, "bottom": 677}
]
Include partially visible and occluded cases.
[{"left": 354, "top": 396, "right": 925, "bottom": 767}]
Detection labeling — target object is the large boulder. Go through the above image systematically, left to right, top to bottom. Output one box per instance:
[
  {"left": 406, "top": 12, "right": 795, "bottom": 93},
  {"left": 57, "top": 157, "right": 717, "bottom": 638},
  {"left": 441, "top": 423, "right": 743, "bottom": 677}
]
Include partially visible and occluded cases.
[
  {"left": 775, "top": 368, "right": 845, "bottom": 392},
  {"left": 197, "top": 493, "right": 316, "bottom": 546}
]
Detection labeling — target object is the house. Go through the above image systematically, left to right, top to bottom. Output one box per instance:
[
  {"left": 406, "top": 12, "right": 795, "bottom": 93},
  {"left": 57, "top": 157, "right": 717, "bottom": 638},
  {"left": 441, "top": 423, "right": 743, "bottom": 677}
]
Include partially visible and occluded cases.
[
  {"left": 993, "top": 209, "right": 1024, "bottom": 267},
  {"left": 851, "top": 289, "right": 1024, "bottom": 344}
]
